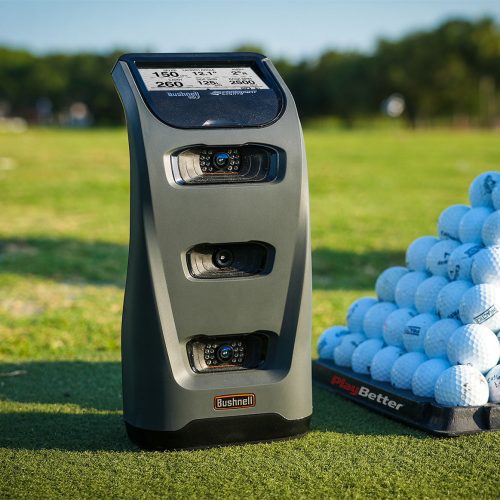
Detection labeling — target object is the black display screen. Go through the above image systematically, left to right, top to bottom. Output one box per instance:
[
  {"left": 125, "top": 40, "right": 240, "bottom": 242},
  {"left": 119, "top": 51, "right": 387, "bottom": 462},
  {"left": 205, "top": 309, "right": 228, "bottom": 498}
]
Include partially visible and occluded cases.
[{"left": 122, "top": 53, "right": 286, "bottom": 129}]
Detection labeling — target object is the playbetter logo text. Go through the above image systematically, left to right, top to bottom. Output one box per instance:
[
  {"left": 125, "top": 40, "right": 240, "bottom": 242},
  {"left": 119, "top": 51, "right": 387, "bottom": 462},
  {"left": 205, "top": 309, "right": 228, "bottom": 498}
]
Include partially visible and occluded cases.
[{"left": 330, "top": 374, "right": 404, "bottom": 410}]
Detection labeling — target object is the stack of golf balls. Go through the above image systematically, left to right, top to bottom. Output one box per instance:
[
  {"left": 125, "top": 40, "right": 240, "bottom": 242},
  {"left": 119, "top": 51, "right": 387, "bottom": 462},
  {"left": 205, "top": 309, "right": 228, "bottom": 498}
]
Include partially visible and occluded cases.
[{"left": 317, "top": 172, "right": 500, "bottom": 407}]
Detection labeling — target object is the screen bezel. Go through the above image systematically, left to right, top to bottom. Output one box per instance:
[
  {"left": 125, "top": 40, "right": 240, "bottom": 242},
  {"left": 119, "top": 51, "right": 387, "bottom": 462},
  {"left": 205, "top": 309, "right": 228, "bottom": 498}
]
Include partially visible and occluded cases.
[{"left": 119, "top": 53, "right": 286, "bottom": 129}]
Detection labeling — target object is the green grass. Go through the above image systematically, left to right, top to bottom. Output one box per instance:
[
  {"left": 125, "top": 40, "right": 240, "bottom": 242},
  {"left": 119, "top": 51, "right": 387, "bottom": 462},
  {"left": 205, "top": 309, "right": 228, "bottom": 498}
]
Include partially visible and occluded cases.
[{"left": 0, "top": 127, "right": 499, "bottom": 498}]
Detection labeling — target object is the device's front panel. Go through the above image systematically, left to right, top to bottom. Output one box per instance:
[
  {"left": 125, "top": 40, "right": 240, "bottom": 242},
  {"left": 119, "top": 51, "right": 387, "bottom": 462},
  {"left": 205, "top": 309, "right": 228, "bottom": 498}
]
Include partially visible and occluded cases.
[
  {"left": 113, "top": 52, "right": 311, "bottom": 446},
  {"left": 147, "top": 130, "right": 306, "bottom": 377}
]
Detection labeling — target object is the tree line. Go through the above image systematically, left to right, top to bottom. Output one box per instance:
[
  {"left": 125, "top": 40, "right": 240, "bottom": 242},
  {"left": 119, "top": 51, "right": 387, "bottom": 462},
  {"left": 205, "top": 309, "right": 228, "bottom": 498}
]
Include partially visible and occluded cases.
[{"left": 0, "top": 17, "right": 499, "bottom": 126}]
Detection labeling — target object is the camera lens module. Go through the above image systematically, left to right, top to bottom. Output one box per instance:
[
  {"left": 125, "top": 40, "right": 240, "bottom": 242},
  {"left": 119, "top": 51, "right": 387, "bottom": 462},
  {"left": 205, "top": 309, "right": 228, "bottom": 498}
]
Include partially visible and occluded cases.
[
  {"left": 213, "top": 152, "right": 230, "bottom": 168},
  {"left": 213, "top": 248, "right": 234, "bottom": 268},
  {"left": 187, "top": 333, "right": 268, "bottom": 372},
  {"left": 217, "top": 345, "right": 234, "bottom": 362}
]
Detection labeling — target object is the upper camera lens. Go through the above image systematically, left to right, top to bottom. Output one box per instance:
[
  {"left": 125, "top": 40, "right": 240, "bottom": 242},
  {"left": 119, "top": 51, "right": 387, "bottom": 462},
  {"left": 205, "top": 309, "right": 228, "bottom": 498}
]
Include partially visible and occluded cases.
[
  {"left": 213, "top": 152, "right": 230, "bottom": 168},
  {"left": 217, "top": 345, "right": 234, "bottom": 362}
]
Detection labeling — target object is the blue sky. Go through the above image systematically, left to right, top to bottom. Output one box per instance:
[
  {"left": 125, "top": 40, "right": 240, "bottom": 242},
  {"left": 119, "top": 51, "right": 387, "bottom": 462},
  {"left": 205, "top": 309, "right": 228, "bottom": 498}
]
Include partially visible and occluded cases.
[{"left": 2, "top": 1, "right": 500, "bottom": 59}]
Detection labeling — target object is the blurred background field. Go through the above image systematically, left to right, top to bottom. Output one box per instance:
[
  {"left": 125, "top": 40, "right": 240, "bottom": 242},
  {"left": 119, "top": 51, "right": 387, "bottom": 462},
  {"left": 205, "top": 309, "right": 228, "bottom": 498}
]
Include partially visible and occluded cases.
[
  {"left": 1, "top": 0, "right": 500, "bottom": 497},
  {"left": 1, "top": 16, "right": 500, "bottom": 129},
  {"left": 1, "top": 127, "right": 499, "bottom": 497}
]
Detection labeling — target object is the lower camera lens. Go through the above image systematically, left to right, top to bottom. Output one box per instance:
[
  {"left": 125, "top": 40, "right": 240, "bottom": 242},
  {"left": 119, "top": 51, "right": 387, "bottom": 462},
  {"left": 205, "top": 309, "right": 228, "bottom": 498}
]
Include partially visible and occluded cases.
[
  {"left": 214, "top": 248, "right": 234, "bottom": 268},
  {"left": 217, "top": 345, "right": 234, "bottom": 362}
]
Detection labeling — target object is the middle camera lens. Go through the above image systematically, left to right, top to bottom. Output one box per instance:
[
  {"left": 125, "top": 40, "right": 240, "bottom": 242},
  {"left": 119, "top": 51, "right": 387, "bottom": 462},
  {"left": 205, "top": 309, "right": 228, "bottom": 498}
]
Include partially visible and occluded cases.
[
  {"left": 213, "top": 152, "right": 230, "bottom": 168},
  {"left": 214, "top": 248, "right": 234, "bottom": 268},
  {"left": 217, "top": 345, "right": 234, "bottom": 362}
]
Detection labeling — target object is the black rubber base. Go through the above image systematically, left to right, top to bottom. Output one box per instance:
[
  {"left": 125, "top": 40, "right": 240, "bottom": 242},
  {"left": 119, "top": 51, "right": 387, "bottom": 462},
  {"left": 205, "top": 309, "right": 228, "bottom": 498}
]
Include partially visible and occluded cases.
[
  {"left": 313, "top": 360, "right": 500, "bottom": 436},
  {"left": 126, "top": 413, "right": 311, "bottom": 450}
]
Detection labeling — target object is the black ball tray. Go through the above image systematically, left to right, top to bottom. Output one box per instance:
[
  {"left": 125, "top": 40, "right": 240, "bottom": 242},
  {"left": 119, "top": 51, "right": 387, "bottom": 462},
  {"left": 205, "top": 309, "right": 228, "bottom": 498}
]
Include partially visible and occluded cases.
[{"left": 313, "top": 359, "right": 499, "bottom": 436}]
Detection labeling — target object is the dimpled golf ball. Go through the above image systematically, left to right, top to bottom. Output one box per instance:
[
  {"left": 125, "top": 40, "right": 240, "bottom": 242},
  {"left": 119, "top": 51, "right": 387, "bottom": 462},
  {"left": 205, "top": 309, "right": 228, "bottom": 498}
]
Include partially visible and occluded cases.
[
  {"left": 468, "top": 171, "right": 500, "bottom": 208},
  {"left": 492, "top": 185, "right": 500, "bottom": 210},
  {"left": 438, "top": 204, "right": 470, "bottom": 241},
  {"left": 458, "top": 206, "right": 494, "bottom": 244},
  {"left": 481, "top": 210, "right": 500, "bottom": 247},
  {"left": 406, "top": 236, "right": 439, "bottom": 272},
  {"left": 426, "top": 239, "right": 461, "bottom": 277},
  {"left": 447, "top": 242, "right": 483, "bottom": 281},
  {"left": 471, "top": 246, "right": 500, "bottom": 286},
  {"left": 375, "top": 266, "right": 409, "bottom": 302},
  {"left": 395, "top": 271, "right": 429, "bottom": 308},
  {"left": 415, "top": 275, "right": 449, "bottom": 314},
  {"left": 436, "top": 280, "right": 473, "bottom": 319},
  {"left": 459, "top": 283, "right": 500, "bottom": 333},
  {"left": 346, "top": 297, "right": 378, "bottom": 333},
  {"left": 363, "top": 302, "right": 398, "bottom": 339},
  {"left": 383, "top": 307, "right": 417, "bottom": 347},
  {"left": 403, "top": 313, "right": 439, "bottom": 352},
  {"left": 424, "top": 318, "right": 462, "bottom": 358},
  {"left": 447, "top": 324, "right": 500, "bottom": 374},
  {"left": 317, "top": 325, "right": 350, "bottom": 359},
  {"left": 333, "top": 333, "right": 367, "bottom": 367},
  {"left": 351, "top": 338, "right": 385, "bottom": 374},
  {"left": 371, "top": 346, "right": 405, "bottom": 382},
  {"left": 390, "top": 352, "right": 428, "bottom": 390},
  {"left": 412, "top": 358, "right": 451, "bottom": 398},
  {"left": 485, "top": 364, "right": 500, "bottom": 403},
  {"left": 435, "top": 365, "right": 489, "bottom": 406}
]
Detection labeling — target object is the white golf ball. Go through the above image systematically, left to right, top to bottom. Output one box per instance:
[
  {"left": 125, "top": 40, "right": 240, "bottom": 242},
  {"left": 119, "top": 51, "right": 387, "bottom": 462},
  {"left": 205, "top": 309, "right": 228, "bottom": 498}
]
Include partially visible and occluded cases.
[
  {"left": 468, "top": 171, "right": 500, "bottom": 208},
  {"left": 492, "top": 185, "right": 500, "bottom": 210},
  {"left": 438, "top": 204, "right": 470, "bottom": 241},
  {"left": 458, "top": 206, "right": 494, "bottom": 244},
  {"left": 481, "top": 210, "right": 500, "bottom": 247},
  {"left": 406, "top": 236, "right": 439, "bottom": 272},
  {"left": 426, "top": 239, "right": 461, "bottom": 277},
  {"left": 447, "top": 242, "right": 483, "bottom": 281},
  {"left": 471, "top": 246, "right": 500, "bottom": 286},
  {"left": 375, "top": 266, "right": 409, "bottom": 302},
  {"left": 395, "top": 271, "right": 429, "bottom": 308},
  {"left": 415, "top": 275, "right": 449, "bottom": 314},
  {"left": 436, "top": 280, "right": 473, "bottom": 319},
  {"left": 459, "top": 283, "right": 500, "bottom": 333},
  {"left": 346, "top": 297, "right": 378, "bottom": 333},
  {"left": 363, "top": 302, "right": 398, "bottom": 339},
  {"left": 383, "top": 307, "right": 417, "bottom": 347},
  {"left": 403, "top": 313, "right": 439, "bottom": 352},
  {"left": 424, "top": 318, "right": 462, "bottom": 358},
  {"left": 447, "top": 324, "right": 499, "bottom": 374},
  {"left": 317, "top": 325, "right": 350, "bottom": 359},
  {"left": 333, "top": 333, "right": 367, "bottom": 367},
  {"left": 351, "top": 338, "right": 385, "bottom": 375},
  {"left": 371, "top": 346, "right": 405, "bottom": 382},
  {"left": 390, "top": 352, "right": 428, "bottom": 390},
  {"left": 412, "top": 358, "right": 451, "bottom": 398},
  {"left": 485, "top": 364, "right": 500, "bottom": 403},
  {"left": 435, "top": 365, "right": 489, "bottom": 406}
]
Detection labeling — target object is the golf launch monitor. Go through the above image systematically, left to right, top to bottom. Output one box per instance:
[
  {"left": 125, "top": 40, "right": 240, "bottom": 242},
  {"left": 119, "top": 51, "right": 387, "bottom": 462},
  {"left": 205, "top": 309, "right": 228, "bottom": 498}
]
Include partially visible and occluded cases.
[{"left": 112, "top": 53, "right": 312, "bottom": 449}]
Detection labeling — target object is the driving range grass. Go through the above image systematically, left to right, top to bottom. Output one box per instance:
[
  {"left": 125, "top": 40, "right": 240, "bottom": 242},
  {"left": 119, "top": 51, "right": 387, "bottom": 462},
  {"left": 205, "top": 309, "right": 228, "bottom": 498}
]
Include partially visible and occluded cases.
[{"left": 1, "top": 127, "right": 499, "bottom": 498}]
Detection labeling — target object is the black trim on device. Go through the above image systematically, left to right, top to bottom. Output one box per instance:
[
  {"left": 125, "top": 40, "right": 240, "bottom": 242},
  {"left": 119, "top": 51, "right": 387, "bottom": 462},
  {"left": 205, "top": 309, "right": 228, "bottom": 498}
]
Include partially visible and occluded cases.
[
  {"left": 116, "top": 52, "right": 286, "bottom": 129},
  {"left": 125, "top": 413, "right": 311, "bottom": 450}
]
